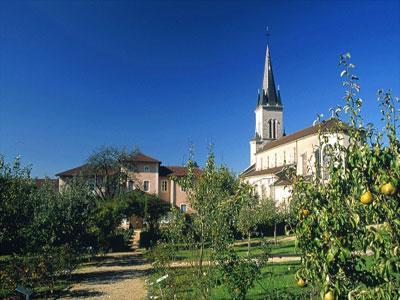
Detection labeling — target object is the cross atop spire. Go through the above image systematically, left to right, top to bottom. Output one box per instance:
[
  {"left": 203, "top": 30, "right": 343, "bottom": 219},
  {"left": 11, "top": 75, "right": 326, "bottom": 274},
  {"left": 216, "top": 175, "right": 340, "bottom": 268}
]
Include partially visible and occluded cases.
[{"left": 265, "top": 26, "right": 271, "bottom": 45}]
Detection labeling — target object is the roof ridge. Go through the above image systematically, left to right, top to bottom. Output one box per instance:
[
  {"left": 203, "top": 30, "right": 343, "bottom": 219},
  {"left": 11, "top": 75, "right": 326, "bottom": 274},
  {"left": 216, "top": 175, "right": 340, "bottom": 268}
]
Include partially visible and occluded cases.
[{"left": 257, "top": 118, "right": 345, "bottom": 154}]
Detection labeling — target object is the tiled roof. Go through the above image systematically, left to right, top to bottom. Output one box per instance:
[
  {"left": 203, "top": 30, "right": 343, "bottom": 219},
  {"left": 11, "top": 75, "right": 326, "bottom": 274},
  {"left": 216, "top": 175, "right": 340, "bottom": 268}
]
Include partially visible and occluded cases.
[
  {"left": 258, "top": 119, "right": 347, "bottom": 154},
  {"left": 56, "top": 152, "right": 161, "bottom": 177},
  {"left": 124, "top": 152, "right": 161, "bottom": 163},
  {"left": 57, "top": 163, "right": 201, "bottom": 179},
  {"left": 240, "top": 164, "right": 256, "bottom": 177},
  {"left": 56, "top": 165, "right": 86, "bottom": 177},
  {"left": 243, "top": 165, "right": 289, "bottom": 178},
  {"left": 159, "top": 166, "right": 202, "bottom": 177},
  {"left": 273, "top": 178, "right": 292, "bottom": 186}
]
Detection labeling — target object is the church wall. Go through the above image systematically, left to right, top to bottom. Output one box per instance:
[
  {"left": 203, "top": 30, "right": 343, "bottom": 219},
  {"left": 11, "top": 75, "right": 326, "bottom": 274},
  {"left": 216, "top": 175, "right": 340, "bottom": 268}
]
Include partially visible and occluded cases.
[
  {"left": 255, "top": 132, "right": 348, "bottom": 177},
  {"left": 256, "top": 132, "right": 351, "bottom": 178},
  {"left": 294, "top": 134, "right": 320, "bottom": 176},
  {"left": 245, "top": 174, "right": 277, "bottom": 199},
  {"left": 273, "top": 185, "right": 292, "bottom": 206}
]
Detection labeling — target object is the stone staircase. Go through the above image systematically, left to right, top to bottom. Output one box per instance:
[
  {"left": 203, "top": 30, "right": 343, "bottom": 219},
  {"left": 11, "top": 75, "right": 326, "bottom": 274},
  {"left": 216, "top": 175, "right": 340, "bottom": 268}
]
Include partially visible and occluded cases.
[{"left": 130, "top": 229, "right": 141, "bottom": 251}]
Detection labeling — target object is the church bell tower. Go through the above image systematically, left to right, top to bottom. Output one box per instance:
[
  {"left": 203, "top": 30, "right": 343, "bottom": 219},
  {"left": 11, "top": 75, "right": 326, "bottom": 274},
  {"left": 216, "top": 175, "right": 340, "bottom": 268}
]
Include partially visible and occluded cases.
[{"left": 250, "top": 45, "right": 284, "bottom": 165}]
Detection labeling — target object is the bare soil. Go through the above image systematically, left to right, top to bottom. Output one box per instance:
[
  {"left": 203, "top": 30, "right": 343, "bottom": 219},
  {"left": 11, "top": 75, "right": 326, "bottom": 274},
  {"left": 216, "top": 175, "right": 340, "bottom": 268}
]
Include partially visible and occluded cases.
[{"left": 56, "top": 251, "right": 151, "bottom": 300}]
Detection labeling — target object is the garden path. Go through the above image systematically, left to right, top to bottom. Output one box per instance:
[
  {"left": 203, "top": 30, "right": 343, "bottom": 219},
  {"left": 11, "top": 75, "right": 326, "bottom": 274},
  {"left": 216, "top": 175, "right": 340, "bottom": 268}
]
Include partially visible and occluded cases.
[{"left": 57, "top": 251, "right": 151, "bottom": 300}]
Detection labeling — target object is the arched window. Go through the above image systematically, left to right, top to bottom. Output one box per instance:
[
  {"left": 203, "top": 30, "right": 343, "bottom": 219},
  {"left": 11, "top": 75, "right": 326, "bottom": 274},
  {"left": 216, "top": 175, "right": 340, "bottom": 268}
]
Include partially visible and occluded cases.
[
  {"left": 268, "top": 119, "right": 272, "bottom": 138},
  {"left": 273, "top": 120, "right": 276, "bottom": 139}
]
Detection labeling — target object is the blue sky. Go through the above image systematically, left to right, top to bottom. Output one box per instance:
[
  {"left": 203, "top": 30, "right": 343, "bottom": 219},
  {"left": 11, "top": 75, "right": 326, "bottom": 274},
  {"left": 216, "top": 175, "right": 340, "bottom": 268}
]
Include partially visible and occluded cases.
[{"left": 0, "top": 0, "right": 399, "bottom": 178}]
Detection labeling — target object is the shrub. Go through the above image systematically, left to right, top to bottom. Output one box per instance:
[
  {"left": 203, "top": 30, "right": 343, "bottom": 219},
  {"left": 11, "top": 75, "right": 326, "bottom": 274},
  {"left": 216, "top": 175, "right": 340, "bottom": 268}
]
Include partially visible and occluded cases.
[
  {"left": 292, "top": 54, "right": 400, "bottom": 298},
  {"left": 0, "top": 157, "right": 98, "bottom": 295},
  {"left": 108, "top": 228, "right": 134, "bottom": 252},
  {"left": 0, "top": 246, "right": 79, "bottom": 295}
]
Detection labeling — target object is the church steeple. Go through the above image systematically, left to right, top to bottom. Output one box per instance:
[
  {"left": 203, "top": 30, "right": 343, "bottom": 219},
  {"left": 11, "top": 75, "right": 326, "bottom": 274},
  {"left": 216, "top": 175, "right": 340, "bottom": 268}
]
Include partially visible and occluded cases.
[
  {"left": 250, "top": 42, "right": 285, "bottom": 165},
  {"left": 257, "top": 46, "right": 282, "bottom": 108}
]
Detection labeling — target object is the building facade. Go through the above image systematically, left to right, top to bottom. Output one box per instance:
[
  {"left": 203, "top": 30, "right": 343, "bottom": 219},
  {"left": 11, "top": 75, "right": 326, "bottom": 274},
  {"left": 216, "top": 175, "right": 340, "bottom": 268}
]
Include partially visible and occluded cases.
[
  {"left": 242, "top": 46, "right": 349, "bottom": 205},
  {"left": 56, "top": 152, "right": 200, "bottom": 213}
]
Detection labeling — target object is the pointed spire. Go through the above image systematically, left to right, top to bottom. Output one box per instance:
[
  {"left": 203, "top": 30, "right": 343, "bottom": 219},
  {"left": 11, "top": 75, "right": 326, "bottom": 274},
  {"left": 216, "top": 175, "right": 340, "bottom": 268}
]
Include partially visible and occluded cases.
[{"left": 260, "top": 45, "right": 279, "bottom": 107}]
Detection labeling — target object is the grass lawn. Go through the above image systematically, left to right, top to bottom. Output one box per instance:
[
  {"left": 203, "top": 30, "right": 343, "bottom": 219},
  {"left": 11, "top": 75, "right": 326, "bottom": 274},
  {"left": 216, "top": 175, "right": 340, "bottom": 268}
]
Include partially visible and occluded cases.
[
  {"left": 147, "top": 236, "right": 308, "bottom": 299},
  {"left": 171, "top": 236, "right": 298, "bottom": 261},
  {"left": 148, "top": 261, "right": 314, "bottom": 299},
  {"left": 212, "top": 261, "right": 314, "bottom": 299}
]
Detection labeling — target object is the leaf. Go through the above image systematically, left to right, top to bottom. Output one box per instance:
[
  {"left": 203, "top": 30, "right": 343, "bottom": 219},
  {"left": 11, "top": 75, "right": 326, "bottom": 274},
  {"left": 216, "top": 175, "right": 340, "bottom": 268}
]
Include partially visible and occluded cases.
[
  {"left": 340, "top": 70, "right": 347, "bottom": 77},
  {"left": 352, "top": 213, "right": 360, "bottom": 226},
  {"left": 327, "top": 249, "right": 334, "bottom": 263}
]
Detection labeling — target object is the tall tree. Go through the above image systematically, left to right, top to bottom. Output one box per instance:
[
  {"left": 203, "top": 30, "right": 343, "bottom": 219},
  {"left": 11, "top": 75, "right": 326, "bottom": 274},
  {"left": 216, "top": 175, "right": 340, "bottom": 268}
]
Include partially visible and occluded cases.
[{"left": 83, "top": 146, "right": 138, "bottom": 199}]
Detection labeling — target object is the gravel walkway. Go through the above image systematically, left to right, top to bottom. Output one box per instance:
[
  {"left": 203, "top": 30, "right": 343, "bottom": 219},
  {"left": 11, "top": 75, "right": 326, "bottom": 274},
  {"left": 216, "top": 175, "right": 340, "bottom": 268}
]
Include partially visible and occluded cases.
[{"left": 57, "top": 251, "right": 151, "bottom": 300}]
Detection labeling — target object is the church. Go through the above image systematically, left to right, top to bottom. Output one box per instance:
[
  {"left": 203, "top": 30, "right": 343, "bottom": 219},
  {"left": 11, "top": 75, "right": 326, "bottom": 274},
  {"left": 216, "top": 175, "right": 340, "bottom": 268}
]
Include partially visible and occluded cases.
[{"left": 241, "top": 45, "right": 349, "bottom": 205}]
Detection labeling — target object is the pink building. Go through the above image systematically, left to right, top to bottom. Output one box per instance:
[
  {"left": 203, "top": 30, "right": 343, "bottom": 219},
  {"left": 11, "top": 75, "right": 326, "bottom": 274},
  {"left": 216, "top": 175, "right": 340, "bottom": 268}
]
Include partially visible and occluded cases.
[{"left": 56, "top": 152, "right": 200, "bottom": 213}]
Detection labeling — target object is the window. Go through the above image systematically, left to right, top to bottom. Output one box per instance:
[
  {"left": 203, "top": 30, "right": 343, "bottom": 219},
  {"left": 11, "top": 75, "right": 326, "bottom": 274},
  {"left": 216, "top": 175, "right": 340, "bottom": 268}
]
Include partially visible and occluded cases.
[
  {"left": 268, "top": 119, "right": 272, "bottom": 138},
  {"left": 273, "top": 120, "right": 276, "bottom": 139},
  {"left": 144, "top": 165, "right": 149, "bottom": 172},
  {"left": 128, "top": 180, "right": 134, "bottom": 190},
  {"left": 143, "top": 180, "right": 150, "bottom": 192},
  {"left": 161, "top": 180, "right": 168, "bottom": 192},
  {"left": 180, "top": 204, "right": 187, "bottom": 213}
]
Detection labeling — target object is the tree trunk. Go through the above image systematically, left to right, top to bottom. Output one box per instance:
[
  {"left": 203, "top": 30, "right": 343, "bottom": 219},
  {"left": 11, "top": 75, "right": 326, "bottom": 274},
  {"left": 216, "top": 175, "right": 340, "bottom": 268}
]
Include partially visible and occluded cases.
[
  {"left": 198, "top": 221, "right": 204, "bottom": 275},
  {"left": 274, "top": 222, "right": 277, "bottom": 245},
  {"left": 247, "top": 230, "right": 251, "bottom": 256}
]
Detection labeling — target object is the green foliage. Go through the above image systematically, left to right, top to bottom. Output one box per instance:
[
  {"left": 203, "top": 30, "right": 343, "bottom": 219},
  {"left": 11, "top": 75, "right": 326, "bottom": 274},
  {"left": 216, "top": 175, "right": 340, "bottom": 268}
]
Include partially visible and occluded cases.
[
  {"left": 292, "top": 54, "right": 400, "bottom": 299},
  {"left": 149, "top": 150, "right": 269, "bottom": 299},
  {"left": 0, "top": 156, "right": 36, "bottom": 253},
  {"left": 0, "top": 158, "right": 100, "bottom": 295},
  {"left": 31, "top": 178, "right": 97, "bottom": 253},
  {"left": 91, "top": 189, "right": 170, "bottom": 251},
  {"left": 121, "top": 190, "right": 171, "bottom": 230},
  {"left": 92, "top": 196, "right": 128, "bottom": 251},
  {"left": 107, "top": 228, "right": 134, "bottom": 252},
  {"left": 1, "top": 246, "right": 79, "bottom": 294},
  {"left": 217, "top": 248, "right": 264, "bottom": 300}
]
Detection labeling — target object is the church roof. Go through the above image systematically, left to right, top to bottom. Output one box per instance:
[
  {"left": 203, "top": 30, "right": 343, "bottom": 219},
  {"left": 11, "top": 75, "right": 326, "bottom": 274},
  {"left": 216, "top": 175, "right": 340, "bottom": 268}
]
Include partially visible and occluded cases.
[
  {"left": 257, "top": 46, "right": 283, "bottom": 108},
  {"left": 257, "top": 118, "right": 348, "bottom": 154},
  {"left": 240, "top": 163, "right": 256, "bottom": 177},
  {"left": 241, "top": 164, "right": 291, "bottom": 178}
]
